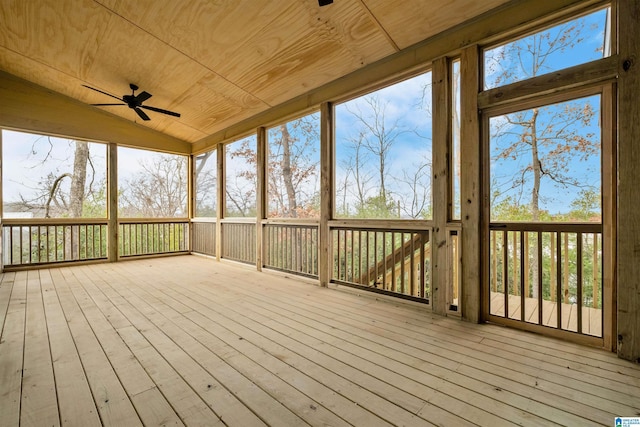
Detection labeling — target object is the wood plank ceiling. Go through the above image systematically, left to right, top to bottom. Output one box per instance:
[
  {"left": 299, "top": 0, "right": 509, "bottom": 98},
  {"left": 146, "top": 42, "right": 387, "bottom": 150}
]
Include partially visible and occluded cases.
[{"left": 0, "top": 0, "right": 509, "bottom": 145}]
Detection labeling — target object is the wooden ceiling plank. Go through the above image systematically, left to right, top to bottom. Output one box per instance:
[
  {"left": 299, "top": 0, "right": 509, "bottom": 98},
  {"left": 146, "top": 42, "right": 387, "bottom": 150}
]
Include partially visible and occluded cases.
[
  {"left": 0, "top": 0, "right": 111, "bottom": 81},
  {"left": 227, "top": 0, "right": 396, "bottom": 105},
  {"left": 362, "top": 0, "right": 512, "bottom": 49}
]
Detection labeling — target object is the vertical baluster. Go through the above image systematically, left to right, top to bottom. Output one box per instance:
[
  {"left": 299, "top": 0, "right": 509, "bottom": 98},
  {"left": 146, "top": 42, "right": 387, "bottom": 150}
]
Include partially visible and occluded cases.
[
  {"left": 46, "top": 225, "right": 51, "bottom": 263},
  {"left": 64, "top": 225, "right": 69, "bottom": 261},
  {"left": 9, "top": 226, "right": 14, "bottom": 265},
  {"left": 335, "top": 230, "right": 340, "bottom": 280},
  {"left": 348, "top": 230, "right": 353, "bottom": 283},
  {"left": 357, "top": 230, "right": 363, "bottom": 284},
  {"left": 491, "top": 230, "right": 497, "bottom": 292},
  {"left": 503, "top": 230, "right": 508, "bottom": 318},
  {"left": 520, "top": 230, "right": 525, "bottom": 321},
  {"left": 373, "top": 231, "right": 379, "bottom": 288},
  {"left": 382, "top": 231, "right": 388, "bottom": 290},
  {"left": 538, "top": 231, "right": 543, "bottom": 326},
  {"left": 556, "top": 231, "right": 563, "bottom": 329},
  {"left": 391, "top": 232, "right": 396, "bottom": 292},
  {"left": 420, "top": 232, "right": 426, "bottom": 299},
  {"left": 550, "top": 232, "right": 556, "bottom": 302},
  {"left": 577, "top": 232, "right": 583, "bottom": 333},
  {"left": 399, "top": 233, "right": 405, "bottom": 294},
  {"left": 410, "top": 233, "right": 416, "bottom": 296},
  {"left": 563, "top": 233, "right": 569, "bottom": 304},
  {"left": 593, "top": 233, "right": 599, "bottom": 309}
]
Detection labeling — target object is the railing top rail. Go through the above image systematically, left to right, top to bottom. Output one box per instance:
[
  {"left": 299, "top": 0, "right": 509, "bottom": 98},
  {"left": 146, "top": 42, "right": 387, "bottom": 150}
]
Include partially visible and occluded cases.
[
  {"left": 190, "top": 217, "right": 217, "bottom": 223},
  {"left": 2, "top": 218, "right": 108, "bottom": 226},
  {"left": 118, "top": 218, "right": 189, "bottom": 224},
  {"left": 220, "top": 218, "right": 257, "bottom": 224},
  {"left": 263, "top": 218, "right": 320, "bottom": 226},
  {"left": 329, "top": 219, "right": 433, "bottom": 232},
  {"left": 263, "top": 221, "right": 319, "bottom": 228},
  {"left": 490, "top": 222, "right": 602, "bottom": 233}
]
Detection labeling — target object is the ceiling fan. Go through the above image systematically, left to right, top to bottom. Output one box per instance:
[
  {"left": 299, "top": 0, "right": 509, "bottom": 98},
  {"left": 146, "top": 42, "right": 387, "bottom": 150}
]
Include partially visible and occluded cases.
[{"left": 82, "top": 83, "right": 181, "bottom": 121}]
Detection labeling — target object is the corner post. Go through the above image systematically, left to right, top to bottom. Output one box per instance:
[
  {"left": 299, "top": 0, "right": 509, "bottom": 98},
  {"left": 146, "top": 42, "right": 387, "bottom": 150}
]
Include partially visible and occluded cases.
[
  {"left": 616, "top": 0, "right": 640, "bottom": 361},
  {"left": 460, "top": 45, "right": 482, "bottom": 323},
  {"left": 431, "top": 56, "right": 452, "bottom": 315},
  {"left": 319, "top": 102, "right": 334, "bottom": 287},
  {"left": 256, "top": 126, "right": 267, "bottom": 271},
  {"left": 107, "top": 142, "right": 118, "bottom": 262},
  {"left": 216, "top": 145, "right": 224, "bottom": 260}
]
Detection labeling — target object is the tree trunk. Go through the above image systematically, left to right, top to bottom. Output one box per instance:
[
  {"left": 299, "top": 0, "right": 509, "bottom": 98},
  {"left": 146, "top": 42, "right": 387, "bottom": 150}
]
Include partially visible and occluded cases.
[
  {"left": 530, "top": 108, "right": 541, "bottom": 221},
  {"left": 530, "top": 109, "right": 540, "bottom": 298},
  {"left": 280, "top": 124, "right": 298, "bottom": 217},
  {"left": 69, "top": 141, "right": 89, "bottom": 218}
]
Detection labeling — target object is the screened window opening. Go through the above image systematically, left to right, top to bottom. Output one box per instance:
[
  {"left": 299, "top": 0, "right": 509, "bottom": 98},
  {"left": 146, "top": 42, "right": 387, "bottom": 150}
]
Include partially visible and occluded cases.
[
  {"left": 484, "top": 7, "right": 611, "bottom": 90},
  {"left": 335, "top": 71, "right": 433, "bottom": 220},
  {"left": 490, "top": 95, "right": 601, "bottom": 222},
  {"left": 267, "top": 112, "right": 320, "bottom": 218},
  {"left": 2, "top": 129, "right": 107, "bottom": 219},
  {"left": 225, "top": 135, "right": 257, "bottom": 218},
  {"left": 118, "top": 147, "right": 188, "bottom": 218},
  {"left": 195, "top": 149, "right": 217, "bottom": 217}
]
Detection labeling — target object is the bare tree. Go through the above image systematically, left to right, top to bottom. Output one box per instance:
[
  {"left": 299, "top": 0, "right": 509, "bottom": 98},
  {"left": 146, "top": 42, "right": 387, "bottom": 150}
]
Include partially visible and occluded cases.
[
  {"left": 488, "top": 17, "right": 602, "bottom": 220},
  {"left": 346, "top": 96, "right": 408, "bottom": 204},
  {"left": 267, "top": 118, "right": 319, "bottom": 218},
  {"left": 337, "top": 131, "right": 374, "bottom": 215},
  {"left": 11, "top": 137, "right": 100, "bottom": 218},
  {"left": 119, "top": 155, "right": 188, "bottom": 217},
  {"left": 396, "top": 160, "right": 432, "bottom": 219}
]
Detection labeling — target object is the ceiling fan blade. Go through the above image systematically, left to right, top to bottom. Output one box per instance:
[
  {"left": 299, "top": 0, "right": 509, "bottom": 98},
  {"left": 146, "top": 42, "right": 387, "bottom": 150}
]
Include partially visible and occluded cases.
[
  {"left": 82, "top": 84, "right": 122, "bottom": 102},
  {"left": 135, "top": 91, "right": 152, "bottom": 103},
  {"left": 91, "top": 103, "right": 126, "bottom": 106},
  {"left": 140, "top": 105, "right": 181, "bottom": 118},
  {"left": 134, "top": 107, "right": 150, "bottom": 121}
]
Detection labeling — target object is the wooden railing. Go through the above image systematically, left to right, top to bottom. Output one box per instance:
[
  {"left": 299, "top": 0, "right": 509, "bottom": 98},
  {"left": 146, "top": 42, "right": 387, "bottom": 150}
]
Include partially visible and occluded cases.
[
  {"left": 2, "top": 219, "right": 108, "bottom": 268},
  {"left": 118, "top": 219, "right": 189, "bottom": 257},
  {"left": 191, "top": 219, "right": 216, "bottom": 257},
  {"left": 221, "top": 220, "right": 256, "bottom": 264},
  {"left": 263, "top": 222, "right": 318, "bottom": 277},
  {"left": 489, "top": 222, "right": 602, "bottom": 337},
  {"left": 331, "top": 223, "right": 431, "bottom": 300}
]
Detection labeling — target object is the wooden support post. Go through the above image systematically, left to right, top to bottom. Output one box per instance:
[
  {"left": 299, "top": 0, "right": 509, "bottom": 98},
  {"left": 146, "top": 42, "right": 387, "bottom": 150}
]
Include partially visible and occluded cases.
[
  {"left": 617, "top": 0, "right": 639, "bottom": 361},
  {"left": 460, "top": 45, "right": 482, "bottom": 323},
  {"left": 432, "top": 57, "right": 451, "bottom": 315},
  {"left": 602, "top": 81, "right": 616, "bottom": 351},
  {"left": 319, "top": 102, "right": 334, "bottom": 287},
  {"left": 256, "top": 127, "right": 267, "bottom": 271},
  {"left": 0, "top": 130, "right": 3, "bottom": 271},
  {"left": 107, "top": 142, "right": 118, "bottom": 262},
  {"left": 216, "top": 145, "right": 224, "bottom": 261},
  {"left": 188, "top": 153, "right": 195, "bottom": 253},
  {"left": 513, "top": 232, "right": 519, "bottom": 297},
  {"left": 550, "top": 233, "right": 556, "bottom": 302},
  {"left": 563, "top": 233, "right": 569, "bottom": 304}
]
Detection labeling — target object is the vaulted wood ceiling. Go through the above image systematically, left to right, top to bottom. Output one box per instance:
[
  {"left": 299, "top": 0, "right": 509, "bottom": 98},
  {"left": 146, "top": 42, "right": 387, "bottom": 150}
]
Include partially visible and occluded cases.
[{"left": 0, "top": 0, "right": 510, "bottom": 146}]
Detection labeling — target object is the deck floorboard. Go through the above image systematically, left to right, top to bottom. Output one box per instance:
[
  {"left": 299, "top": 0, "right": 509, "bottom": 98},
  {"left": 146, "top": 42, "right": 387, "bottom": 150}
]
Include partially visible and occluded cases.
[{"left": 1, "top": 256, "right": 639, "bottom": 426}]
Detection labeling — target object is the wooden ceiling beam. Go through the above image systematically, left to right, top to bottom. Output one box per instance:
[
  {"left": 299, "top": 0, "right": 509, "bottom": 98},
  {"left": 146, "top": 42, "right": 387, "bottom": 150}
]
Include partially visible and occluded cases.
[{"left": 0, "top": 70, "right": 190, "bottom": 154}]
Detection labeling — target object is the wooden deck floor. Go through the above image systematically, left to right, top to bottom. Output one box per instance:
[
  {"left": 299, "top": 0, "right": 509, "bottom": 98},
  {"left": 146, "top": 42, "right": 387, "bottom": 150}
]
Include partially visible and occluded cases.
[{"left": 1, "top": 256, "right": 639, "bottom": 426}]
